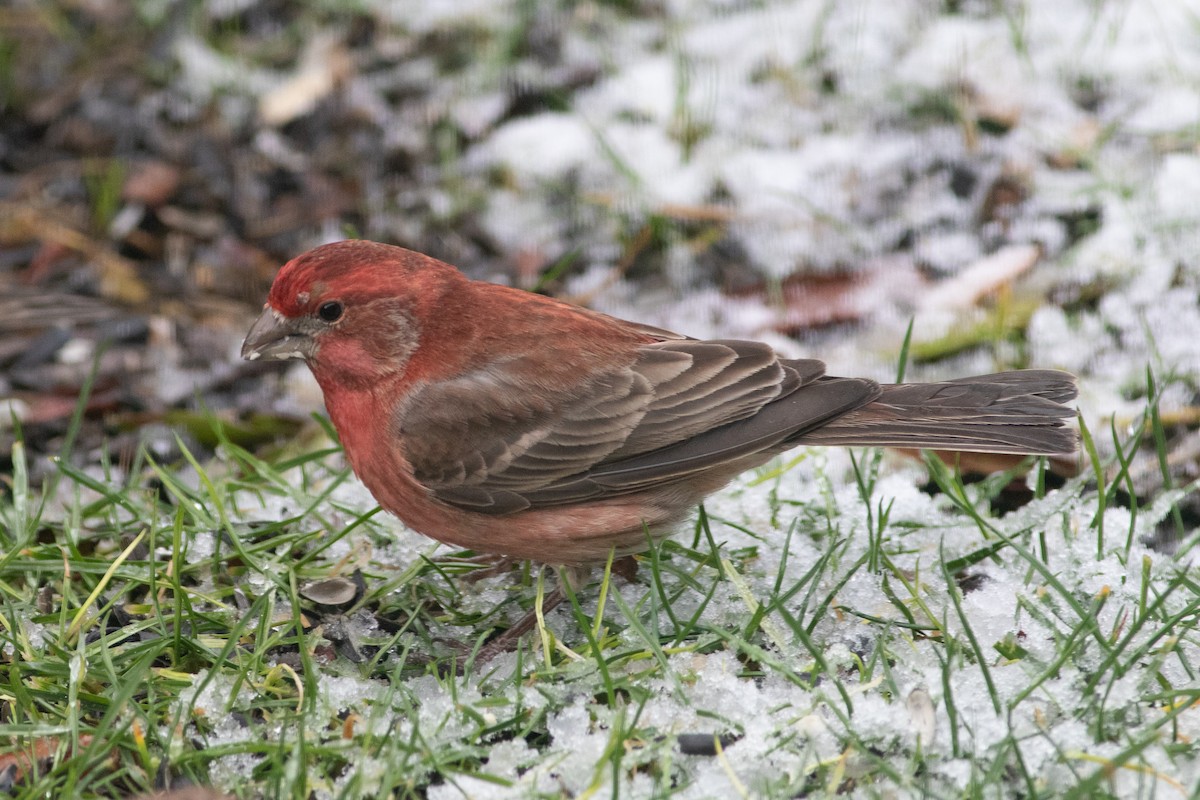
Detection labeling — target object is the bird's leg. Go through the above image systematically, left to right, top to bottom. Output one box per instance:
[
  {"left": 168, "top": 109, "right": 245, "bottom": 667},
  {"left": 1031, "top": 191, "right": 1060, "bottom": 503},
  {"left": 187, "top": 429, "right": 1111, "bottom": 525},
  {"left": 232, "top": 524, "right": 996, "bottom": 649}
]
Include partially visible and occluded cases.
[
  {"left": 442, "top": 553, "right": 519, "bottom": 584},
  {"left": 442, "top": 558, "right": 637, "bottom": 666},
  {"left": 468, "top": 564, "right": 592, "bottom": 663},
  {"left": 472, "top": 584, "right": 567, "bottom": 663}
]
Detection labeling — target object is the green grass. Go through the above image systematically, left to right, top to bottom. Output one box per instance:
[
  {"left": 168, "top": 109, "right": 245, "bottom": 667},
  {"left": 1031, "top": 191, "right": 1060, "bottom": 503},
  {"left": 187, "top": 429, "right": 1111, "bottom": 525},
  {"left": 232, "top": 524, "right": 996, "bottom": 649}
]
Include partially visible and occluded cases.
[{"left": 1, "top": 383, "right": 1197, "bottom": 798}]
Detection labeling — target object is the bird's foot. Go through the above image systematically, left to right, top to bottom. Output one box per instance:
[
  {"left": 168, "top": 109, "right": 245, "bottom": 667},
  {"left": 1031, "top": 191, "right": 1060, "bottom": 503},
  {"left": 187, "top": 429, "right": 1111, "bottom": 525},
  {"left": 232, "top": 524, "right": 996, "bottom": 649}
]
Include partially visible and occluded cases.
[{"left": 426, "top": 583, "right": 567, "bottom": 672}]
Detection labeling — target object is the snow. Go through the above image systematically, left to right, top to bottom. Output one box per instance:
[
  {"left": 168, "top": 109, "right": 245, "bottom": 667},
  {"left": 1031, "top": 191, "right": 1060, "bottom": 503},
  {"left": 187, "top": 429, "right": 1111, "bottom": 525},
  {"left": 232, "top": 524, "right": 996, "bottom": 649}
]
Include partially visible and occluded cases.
[{"left": 474, "top": 114, "right": 596, "bottom": 184}]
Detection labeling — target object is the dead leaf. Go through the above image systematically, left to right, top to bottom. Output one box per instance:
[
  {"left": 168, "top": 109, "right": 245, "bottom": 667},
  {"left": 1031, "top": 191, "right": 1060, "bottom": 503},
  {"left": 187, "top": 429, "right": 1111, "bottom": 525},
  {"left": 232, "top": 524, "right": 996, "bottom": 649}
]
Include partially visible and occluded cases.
[
  {"left": 259, "top": 34, "right": 351, "bottom": 126},
  {"left": 122, "top": 161, "right": 182, "bottom": 207},
  {"left": 920, "top": 243, "right": 1041, "bottom": 311},
  {"left": 755, "top": 258, "right": 927, "bottom": 335},
  {"left": 0, "top": 735, "right": 95, "bottom": 789},
  {"left": 131, "top": 789, "right": 233, "bottom": 800}
]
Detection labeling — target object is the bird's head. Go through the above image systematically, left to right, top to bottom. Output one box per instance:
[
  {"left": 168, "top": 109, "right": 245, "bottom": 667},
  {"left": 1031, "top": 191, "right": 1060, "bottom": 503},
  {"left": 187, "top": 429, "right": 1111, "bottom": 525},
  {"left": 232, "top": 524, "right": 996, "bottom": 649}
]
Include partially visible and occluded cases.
[{"left": 241, "top": 240, "right": 465, "bottom": 386}]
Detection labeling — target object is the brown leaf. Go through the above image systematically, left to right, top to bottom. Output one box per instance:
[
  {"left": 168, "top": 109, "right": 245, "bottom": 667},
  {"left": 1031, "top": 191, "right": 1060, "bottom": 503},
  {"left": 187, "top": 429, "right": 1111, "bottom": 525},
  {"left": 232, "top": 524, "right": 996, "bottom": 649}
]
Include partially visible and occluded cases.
[
  {"left": 259, "top": 34, "right": 352, "bottom": 127},
  {"left": 122, "top": 161, "right": 182, "bottom": 208},
  {"left": 920, "top": 243, "right": 1041, "bottom": 311},
  {"left": 760, "top": 259, "right": 927, "bottom": 335},
  {"left": 895, "top": 448, "right": 1080, "bottom": 479},
  {"left": 0, "top": 735, "right": 94, "bottom": 787},
  {"left": 130, "top": 789, "right": 233, "bottom": 800}
]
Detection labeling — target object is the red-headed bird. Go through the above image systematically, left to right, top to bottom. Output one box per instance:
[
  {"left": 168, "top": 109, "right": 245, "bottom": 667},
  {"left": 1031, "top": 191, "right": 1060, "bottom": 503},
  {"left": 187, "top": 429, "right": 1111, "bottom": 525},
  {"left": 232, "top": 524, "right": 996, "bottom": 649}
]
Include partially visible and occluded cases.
[{"left": 243, "top": 240, "right": 1077, "bottom": 566}]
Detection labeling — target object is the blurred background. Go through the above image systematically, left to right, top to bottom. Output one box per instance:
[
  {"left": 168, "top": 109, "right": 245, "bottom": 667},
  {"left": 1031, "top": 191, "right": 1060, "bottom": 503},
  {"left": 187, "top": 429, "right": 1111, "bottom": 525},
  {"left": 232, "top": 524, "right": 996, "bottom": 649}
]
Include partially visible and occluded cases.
[{"left": 3, "top": 0, "right": 1199, "bottom": 501}]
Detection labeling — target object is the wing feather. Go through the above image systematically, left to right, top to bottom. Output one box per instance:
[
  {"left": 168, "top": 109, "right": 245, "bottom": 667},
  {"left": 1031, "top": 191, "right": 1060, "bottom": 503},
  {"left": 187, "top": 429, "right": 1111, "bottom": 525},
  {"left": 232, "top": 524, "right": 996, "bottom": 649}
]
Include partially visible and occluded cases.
[{"left": 399, "top": 339, "right": 845, "bottom": 515}]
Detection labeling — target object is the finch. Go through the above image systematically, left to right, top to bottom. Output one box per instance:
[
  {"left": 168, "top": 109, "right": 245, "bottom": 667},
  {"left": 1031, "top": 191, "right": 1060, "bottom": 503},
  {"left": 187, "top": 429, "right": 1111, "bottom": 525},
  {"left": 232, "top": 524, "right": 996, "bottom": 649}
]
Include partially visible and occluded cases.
[{"left": 242, "top": 240, "right": 1077, "bottom": 565}]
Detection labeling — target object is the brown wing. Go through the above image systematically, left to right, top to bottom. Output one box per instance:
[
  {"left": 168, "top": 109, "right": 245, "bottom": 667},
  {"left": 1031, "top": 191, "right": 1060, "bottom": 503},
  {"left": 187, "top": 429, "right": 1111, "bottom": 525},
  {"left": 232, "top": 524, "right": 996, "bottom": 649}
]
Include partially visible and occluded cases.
[
  {"left": 399, "top": 340, "right": 854, "bottom": 514},
  {"left": 519, "top": 375, "right": 878, "bottom": 505}
]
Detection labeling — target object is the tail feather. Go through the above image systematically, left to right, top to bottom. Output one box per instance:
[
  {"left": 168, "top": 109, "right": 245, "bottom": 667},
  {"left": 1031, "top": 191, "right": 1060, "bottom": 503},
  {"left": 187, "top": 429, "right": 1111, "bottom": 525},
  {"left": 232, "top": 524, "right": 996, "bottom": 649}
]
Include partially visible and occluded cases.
[{"left": 793, "top": 370, "right": 1078, "bottom": 455}]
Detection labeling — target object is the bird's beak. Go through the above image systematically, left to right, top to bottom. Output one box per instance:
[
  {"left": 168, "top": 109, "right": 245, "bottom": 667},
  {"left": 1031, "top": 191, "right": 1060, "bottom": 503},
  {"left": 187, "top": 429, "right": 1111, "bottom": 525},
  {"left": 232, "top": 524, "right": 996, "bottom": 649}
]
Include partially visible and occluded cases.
[{"left": 241, "top": 308, "right": 315, "bottom": 361}]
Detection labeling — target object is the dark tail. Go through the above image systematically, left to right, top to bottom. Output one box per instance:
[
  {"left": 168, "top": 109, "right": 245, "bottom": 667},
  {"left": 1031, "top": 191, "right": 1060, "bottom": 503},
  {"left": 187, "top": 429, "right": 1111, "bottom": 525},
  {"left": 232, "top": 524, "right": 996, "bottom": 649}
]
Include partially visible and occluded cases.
[{"left": 793, "top": 370, "right": 1078, "bottom": 455}]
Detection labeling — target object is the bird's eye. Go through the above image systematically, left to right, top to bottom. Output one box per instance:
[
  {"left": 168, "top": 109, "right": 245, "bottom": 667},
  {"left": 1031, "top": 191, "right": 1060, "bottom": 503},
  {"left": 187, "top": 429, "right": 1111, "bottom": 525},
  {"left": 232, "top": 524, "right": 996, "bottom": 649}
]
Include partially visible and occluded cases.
[{"left": 317, "top": 301, "right": 344, "bottom": 322}]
